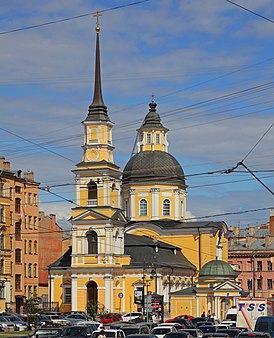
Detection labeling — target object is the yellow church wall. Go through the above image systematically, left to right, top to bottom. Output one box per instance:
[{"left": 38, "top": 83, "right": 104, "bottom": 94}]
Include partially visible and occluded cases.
[{"left": 170, "top": 296, "right": 197, "bottom": 317}]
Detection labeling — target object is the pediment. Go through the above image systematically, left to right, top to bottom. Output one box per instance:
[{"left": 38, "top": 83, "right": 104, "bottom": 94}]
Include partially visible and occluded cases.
[
  {"left": 72, "top": 209, "right": 109, "bottom": 222},
  {"left": 111, "top": 209, "right": 127, "bottom": 222},
  {"left": 213, "top": 280, "right": 242, "bottom": 292}
]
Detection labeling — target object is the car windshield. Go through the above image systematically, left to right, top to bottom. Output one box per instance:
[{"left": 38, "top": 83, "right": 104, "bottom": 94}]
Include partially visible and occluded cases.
[
  {"left": 0, "top": 317, "right": 8, "bottom": 323},
  {"left": 6, "top": 317, "right": 20, "bottom": 322},
  {"left": 63, "top": 327, "right": 87, "bottom": 336},
  {"left": 122, "top": 328, "right": 139, "bottom": 335},
  {"left": 153, "top": 328, "right": 171, "bottom": 334},
  {"left": 35, "top": 329, "right": 62, "bottom": 335}
]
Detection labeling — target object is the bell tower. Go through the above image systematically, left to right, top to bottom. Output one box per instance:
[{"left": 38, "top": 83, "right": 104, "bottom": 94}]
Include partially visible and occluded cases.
[{"left": 73, "top": 14, "right": 121, "bottom": 211}]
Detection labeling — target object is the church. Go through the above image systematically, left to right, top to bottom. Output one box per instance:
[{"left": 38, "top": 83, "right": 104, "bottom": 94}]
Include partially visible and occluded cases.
[{"left": 49, "top": 19, "right": 242, "bottom": 319}]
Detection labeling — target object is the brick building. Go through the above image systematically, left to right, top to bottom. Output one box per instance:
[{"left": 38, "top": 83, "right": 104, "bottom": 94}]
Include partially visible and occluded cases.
[
  {"left": 0, "top": 156, "right": 40, "bottom": 312},
  {"left": 228, "top": 210, "right": 274, "bottom": 298},
  {"left": 38, "top": 211, "right": 63, "bottom": 305}
]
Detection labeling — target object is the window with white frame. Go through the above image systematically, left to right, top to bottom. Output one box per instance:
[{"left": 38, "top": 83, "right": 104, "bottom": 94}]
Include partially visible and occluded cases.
[
  {"left": 146, "top": 133, "right": 151, "bottom": 144},
  {"left": 156, "top": 133, "right": 160, "bottom": 144},
  {"left": 139, "top": 199, "right": 147, "bottom": 216},
  {"left": 163, "top": 199, "right": 171, "bottom": 216},
  {"left": 0, "top": 206, "right": 5, "bottom": 224},
  {"left": 63, "top": 286, "right": 72, "bottom": 304}
]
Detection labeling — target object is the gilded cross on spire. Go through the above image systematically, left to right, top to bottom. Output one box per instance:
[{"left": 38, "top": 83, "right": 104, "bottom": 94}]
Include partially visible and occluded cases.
[
  {"left": 94, "top": 11, "right": 102, "bottom": 33},
  {"left": 152, "top": 93, "right": 155, "bottom": 103}
]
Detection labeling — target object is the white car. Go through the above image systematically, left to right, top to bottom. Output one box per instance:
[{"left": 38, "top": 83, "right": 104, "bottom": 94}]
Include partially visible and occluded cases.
[
  {"left": 121, "top": 312, "right": 143, "bottom": 323},
  {"left": 151, "top": 325, "right": 177, "bottom": 338},
  {"left": 92, "top": 329, "right": 126, "bottom": 338}
]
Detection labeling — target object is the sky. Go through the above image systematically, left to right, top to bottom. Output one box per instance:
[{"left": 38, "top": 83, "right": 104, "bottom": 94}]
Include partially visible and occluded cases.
[{"left": 1, "top": 0, "right": 274, "bottom": 231}]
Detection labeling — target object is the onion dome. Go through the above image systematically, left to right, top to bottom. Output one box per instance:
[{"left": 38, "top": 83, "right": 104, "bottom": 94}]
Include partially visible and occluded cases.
[{"left": 137, "top": 99, "right": 168, "bottom": 132}]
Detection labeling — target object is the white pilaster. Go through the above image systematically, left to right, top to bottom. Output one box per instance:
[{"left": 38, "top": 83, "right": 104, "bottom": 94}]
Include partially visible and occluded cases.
[
  {"left": 151, "top": 188, "right": 160, "bottom": 220},
  {"left": 129, "top": 189, "right": 135, "bottom": 221},
  {"left": 174, "top": 189, "right": 180, "bottom": 220},
  {"left": 104, "top": 274, "right": 113, "bottom": 311},
  {"left": 71, "top": 275, "right": 78, "bottom": 311},
  {"left": 5, "top": 280, "right": 11, "bottom": 309}
]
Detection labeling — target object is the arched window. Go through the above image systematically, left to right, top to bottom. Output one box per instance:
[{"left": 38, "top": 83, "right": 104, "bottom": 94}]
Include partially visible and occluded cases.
[
  {"left": 87, "top": 181, "right": 97, "bottom": 206},
  {"left": 139, "top": 199, "right": 147, "bottom": 216},
  {"left": 163, "top": 199, "right": 170, "bottom": 216},
  {"left": 87, "top": 230, "right": 98, "bottom": 254},
  {"left": 29, "top": 240, "right": 32, "bottom": 254},
  {"left": 34, "top": 241, "right": 37, "bottom": 254}
]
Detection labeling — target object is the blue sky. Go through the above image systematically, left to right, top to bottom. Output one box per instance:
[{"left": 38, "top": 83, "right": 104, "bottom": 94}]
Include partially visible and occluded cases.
[{"left": 1, "top": 0, "right": 274, "bottom": 229}]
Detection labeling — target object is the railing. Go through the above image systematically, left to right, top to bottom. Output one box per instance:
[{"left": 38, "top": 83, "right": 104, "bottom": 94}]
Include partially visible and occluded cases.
[
  {"left": 87, "top": 199, "right": 97, "bottom": 207},
  {"left": 40, "top": 301, "right": 59, "bottom": 311}
]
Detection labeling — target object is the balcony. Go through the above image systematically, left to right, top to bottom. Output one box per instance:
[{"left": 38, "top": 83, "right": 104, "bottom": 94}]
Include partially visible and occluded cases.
[{"left": 87, "top": 199, "right": 97, "bottom": 207}]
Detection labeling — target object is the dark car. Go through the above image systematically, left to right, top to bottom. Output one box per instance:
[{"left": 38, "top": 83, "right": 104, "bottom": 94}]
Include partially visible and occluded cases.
[
  {"left": 192, "top": 318, "right": 208, "bottom": 327},
  {"left": 170, "top": 319, "right": 194, "bottom": 329},
  {"left": 196, "top": 322, "right": 213, "bottom": 328},
  {"left": 62, "top": 325, "right": 96, "bottom": 338},
  {"left": 198, "top": 326, "right": 216, "bottom": 334},
  {"left": 28, "top": 327, "right": 63, "bottom": 338},
  {"left": 178, "top": 329, "right": 203, "bottom": 338},
  {"left": 216, "top": 329, "right": 241, "bottom": 338},
  {"left": 164, "top": 332, "right": 193, "bottom": 338},
  {"left": 238, "top": 332, "right": 271, "bottom": 338},
  {"left": 202, "top": 333, "right": 229, "bottom": 338},
  {"left": 127, "top": 335, "right": 157, "bottom": 338}
]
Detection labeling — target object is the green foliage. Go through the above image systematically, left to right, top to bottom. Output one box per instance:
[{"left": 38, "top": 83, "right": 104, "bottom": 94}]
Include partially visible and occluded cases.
[
  {"left": 24, "top": 296, "right": 41, "bottom": 315},
  {"left": 86, "top": 302, "right": 99, "bottom": 319}
]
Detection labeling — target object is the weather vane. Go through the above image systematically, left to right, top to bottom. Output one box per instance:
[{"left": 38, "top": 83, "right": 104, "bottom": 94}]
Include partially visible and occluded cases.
[{"left": 94, "top": 11, "right": 102, "bottom": 32}]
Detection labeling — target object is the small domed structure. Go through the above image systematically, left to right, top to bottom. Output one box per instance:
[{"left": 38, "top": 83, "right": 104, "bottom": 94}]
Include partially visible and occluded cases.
[
  {"left": 122, "top": 150, "right": 186, "bottom": 186},
  {"left": 199, "top": 260, "right": 238, "bottom": 281}
]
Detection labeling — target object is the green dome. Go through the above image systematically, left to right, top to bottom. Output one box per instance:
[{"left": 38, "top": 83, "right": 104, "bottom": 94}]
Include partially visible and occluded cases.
[{"left": 199, "top": 260, "right": 237, "bottom": 280}]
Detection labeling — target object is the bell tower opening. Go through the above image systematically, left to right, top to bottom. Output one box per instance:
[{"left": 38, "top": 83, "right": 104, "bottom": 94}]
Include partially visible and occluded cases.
[{"left": 87, "top": 181, "right": 97, "bottom": 207}]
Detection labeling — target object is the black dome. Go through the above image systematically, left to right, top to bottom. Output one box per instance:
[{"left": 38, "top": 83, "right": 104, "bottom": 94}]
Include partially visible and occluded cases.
[{"left": 122, "top": 151, "right": 186, "bottom": 186}]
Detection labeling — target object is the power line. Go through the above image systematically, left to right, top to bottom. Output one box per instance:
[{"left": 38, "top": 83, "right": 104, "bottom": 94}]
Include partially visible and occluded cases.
[
  {"left": 224, "top": 0, "right": 274, "bottom": 24},
  {"left": 0, "top": 1, "right": 150, "bottom": 35}
]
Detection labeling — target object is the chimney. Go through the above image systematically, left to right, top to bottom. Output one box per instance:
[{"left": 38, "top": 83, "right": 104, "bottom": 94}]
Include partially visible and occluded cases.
[
  {"left": 0, "top": 157, "right": 5, "bottom": 170},
  {"left": 3, "top": 161, "right": 10, "bottom": 171},
  {"left": 23, "top": 171, "right": 34, "bottom": 182},
  {"left": 270, "top": 210, "right": 274, "bottom": 235},
  {"left": 50, "top": 214, "right": 56, "bottom": 224},
  {"left": 248, "top": 227, "right": 255, "bottom": 236},
  {"left": 265, "top": 235, "right": 274, "bottom": 248},
  {"left": 246, "top": 236, "right": 256, "bottom": 247}
]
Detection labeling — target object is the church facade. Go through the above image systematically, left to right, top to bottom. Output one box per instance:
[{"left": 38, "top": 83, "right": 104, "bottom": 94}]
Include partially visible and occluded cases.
[{"left": 49, "top": 22, "right": 233, "bottom": 318}]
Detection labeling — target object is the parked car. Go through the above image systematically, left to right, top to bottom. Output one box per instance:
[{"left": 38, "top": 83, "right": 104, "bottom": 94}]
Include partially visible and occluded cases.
[
  {"left": 65, "top": 313, "right": 92, "bottom": 324},
  {"left": 99, "top": 313, "right": 122, "bottom": 324},
  {"left": 122, "top": 313, "right": 144, "bottom": 323},
  {"left": 36, "top": 314, "right": 53, "bottom": 327},
  {"left": 4, "top": 315, "right": 28, "bottom": 331},
  {"left": 44, "top": 315, "right": 70, "bottom": 326},
  {"left": 0, "top": 316, "right": 15, "bottom": 332},
  {"left": 255, "top": 316, "right": 274, "bottom": 337},
  {"left": 191, "top": 318, "right": 208, "bottom": 328},
  {"left": 76, "top": 320, "right": 103, "bottom": 329},
  {"left": 196, "top": 322, "right": 214, "bottom": 328},
  {"left": 158, "top": 323, "right": 184, "bottom": 330},
  {"left": 120, "top": 324, "right": 150, "bottom": 336},
  {"left": 62, "top": 325, "right": 97, "bottom": 338},
  {"left": 198, "top": 325, "right": 216, "bottom": 334},
  {"left": 151, "top": 326, "right": 177, "bottom": 338},
  {"left": 27, "top": 327, "right": 64, "bottom": 338},
  {"left": 178, "top": 328, "right": 203, "bottom": 338},
  {"left": 92, "top": 329, "right": 126, "bottom": 338},
  {"left": 215, "top": 329, "right": 241, "bottom": 338},
  {"left": 164, "top": 332, "right": 193, "bottom": 338},
  {"left": 238, "top": 332, "right": 272, "bottom": 338},
  {"left": 127, "top": 335, "right": 157, "bottom": 338}
]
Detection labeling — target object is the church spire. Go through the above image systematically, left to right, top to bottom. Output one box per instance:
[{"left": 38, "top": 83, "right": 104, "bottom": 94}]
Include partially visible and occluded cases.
[{"left": 86, "top": 12, "right": 110, "bottom": 122}]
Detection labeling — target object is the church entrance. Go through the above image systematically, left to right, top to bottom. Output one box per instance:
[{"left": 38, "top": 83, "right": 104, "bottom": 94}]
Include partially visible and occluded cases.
[{"left": 86, "top": 281, "right": 98, "bottom": 311}]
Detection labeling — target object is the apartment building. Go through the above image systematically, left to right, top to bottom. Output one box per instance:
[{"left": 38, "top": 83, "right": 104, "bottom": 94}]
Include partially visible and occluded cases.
[{"left": 0, "top": 156, "right": 39, "bottom": 313}]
